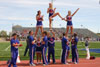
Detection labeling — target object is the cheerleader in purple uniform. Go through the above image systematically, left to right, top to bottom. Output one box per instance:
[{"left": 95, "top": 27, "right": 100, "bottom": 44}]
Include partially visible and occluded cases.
[
  {"left": 47, "top": 3, "right": 63, "bottom": 30},
  {"left": 62, "top": 8, "right": 80, "bottom": 36},
  {"left": 35, "top": 10, "right": 44, "bottom": 37},
  {"left": 71, "top": 33, "right": 79, "bottom": 64},
  {"left": 36, "top": 37, "right": 42, "bottom": 64}
]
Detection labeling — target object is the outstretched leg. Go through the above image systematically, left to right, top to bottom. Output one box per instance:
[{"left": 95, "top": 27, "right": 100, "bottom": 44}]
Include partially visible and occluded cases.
[
  {"left": 49, "top": 12, "right": 62, "bottom": 30},
  {"left": 51, "top": 12, "right": 62, "bottom": 19}
]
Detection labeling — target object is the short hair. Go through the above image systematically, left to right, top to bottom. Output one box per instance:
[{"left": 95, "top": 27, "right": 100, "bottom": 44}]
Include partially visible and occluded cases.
[
  {"left": 37, "top": 10, "right": 40, "bottom": 16},
  {"left": 29, "top": 30, "right": 32, "bottom": 34},
  {"left": 43, "top": 31, "right": 47, "bottom": 35},
  {"left": 12, "top": 33, "right": 17, "bottom": 36},
  {"left": 63, "top": 33, "right": 66, "bottom": 36},
  {"left": 73, "top": 33, "right": 77, "bottom": 37}
]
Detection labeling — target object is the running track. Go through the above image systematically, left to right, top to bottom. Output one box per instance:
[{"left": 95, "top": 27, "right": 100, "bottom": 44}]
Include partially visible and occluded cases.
[{"left": 0, "top": 58, "right": 100, "bottom": 67}]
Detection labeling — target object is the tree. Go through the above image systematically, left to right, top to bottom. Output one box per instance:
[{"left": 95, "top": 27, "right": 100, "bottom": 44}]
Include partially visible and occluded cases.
[
  {"left": 0, "top": 30, "right": 7, "bottom": 37},
  {"left": 9, "top": 32, "right": 12, "bottom": 36},
  {"left": 97, "top": 33, "right": 100, "bottom": 37}
]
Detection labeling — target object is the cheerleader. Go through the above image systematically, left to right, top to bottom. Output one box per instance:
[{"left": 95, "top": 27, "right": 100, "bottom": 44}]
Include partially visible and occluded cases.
[
  {"left": 47, "top": 3, "right": 63, "bottom": 30},
  {"left": 62, "top": 8, "right": 80, "bottom": 36},
  {"left": 35, "top": 10, "right": 44, "bottom": 37},
  {"left": 47, "top": 30, "right": 56, "bottom": 64},
  {"left": 41, "top": 31, "right": 48, "bottom": 66},
  {"left": 71, "top": 33, "right": 79, "bottom": 64},
  {"left": 36, "top": 37, "right": 42, "bottom": 64}
]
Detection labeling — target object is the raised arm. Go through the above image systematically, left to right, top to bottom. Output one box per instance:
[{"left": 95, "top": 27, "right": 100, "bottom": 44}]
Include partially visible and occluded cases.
[
  {"left": 47, "top": 8, "right": 49, "bottom": 13},
  {"left": 54, "top": 8, "right": 56, "bottom": 13},
  {"left": 72, "top": 8, "right": 80, "bottom": 16}
]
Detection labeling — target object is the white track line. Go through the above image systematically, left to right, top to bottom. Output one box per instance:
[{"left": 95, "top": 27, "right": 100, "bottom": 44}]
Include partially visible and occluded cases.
[
  {"left": 4, "top": 45, "right": 10, "bottom": 51},
  {"left": 60, "top": 49, "right": 62, "bottom": 61}
]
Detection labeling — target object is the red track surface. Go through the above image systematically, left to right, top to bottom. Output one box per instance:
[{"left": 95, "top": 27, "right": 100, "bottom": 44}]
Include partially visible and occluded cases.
[{"left": 0, "top": 58, "right": 100, "bottom": 67}]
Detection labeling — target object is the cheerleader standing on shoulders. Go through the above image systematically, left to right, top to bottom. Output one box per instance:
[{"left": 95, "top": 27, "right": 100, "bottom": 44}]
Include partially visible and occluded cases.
[
  {"left": 47, "top": 3, "right": 63, "bottom": 30},
  {"left": 62, "top": 8, "right": 80, "bottom": 36},
  {"left": 35, "top": 10, "right": 44, "bottom": 37}
]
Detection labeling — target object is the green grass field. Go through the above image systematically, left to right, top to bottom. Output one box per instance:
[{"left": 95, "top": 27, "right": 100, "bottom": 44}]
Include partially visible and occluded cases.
[{"left": 0, "top": 41, "right": 100, "bottom": 61}]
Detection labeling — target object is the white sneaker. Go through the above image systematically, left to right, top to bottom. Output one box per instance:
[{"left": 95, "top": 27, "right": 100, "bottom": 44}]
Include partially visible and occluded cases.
[
  {"left": 86, "top": 57, "right": 90, "bottom": 60},
  {"left": 74, "top": 62, "right": 78, "bottom": 64},
  {"left": 30, "top": 63, "right": 36, "bottom": 66},
  {"left": 64, "top": 63, "right": 69, "bottom": 65},
  {"left": 43, "top": 64, "right": 46, "bottom": 66},
  {"left": 43, "top": 64, "right": 45, "bottom": 66}
]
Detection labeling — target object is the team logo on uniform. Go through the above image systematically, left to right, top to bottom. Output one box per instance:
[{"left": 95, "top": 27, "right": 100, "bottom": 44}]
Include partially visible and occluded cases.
[
  {"left": 49, "top": 9, "right": 54, "bottom": 13},
  {"left": 50, "top": 38, "right": 53, "bottom": 41},
  {"left": 38, "top": 43, "right": 40, "bottom": 46}
]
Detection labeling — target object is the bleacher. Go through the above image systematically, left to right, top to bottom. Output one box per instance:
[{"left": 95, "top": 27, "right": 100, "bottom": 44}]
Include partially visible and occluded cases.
[{"left": 12, "top": 25, "right": 99, "bottom": 41}]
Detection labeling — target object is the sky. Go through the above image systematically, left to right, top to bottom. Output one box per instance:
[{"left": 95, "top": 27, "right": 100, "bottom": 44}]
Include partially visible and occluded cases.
[{"left": 0, "top": 0, "right": 100, "bottom": 34}]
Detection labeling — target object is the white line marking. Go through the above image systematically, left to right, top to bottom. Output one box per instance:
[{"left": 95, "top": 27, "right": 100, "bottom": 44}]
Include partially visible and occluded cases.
[{"left": 4, "top": 45, "right": 10, "bottom": 51}]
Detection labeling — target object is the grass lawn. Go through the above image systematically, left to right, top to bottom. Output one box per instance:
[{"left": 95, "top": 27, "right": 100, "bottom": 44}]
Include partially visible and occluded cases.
[{"left": 0, "top": 41, "right": 100, "bottom": 61}]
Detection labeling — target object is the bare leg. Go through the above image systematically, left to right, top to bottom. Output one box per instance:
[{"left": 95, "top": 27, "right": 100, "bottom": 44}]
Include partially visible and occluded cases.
[
  {"left": 51, "top": 12, "right": 62, "bottom": 19},
  {"left": 49, "top": 18, "right": 52, "bottom": 30},
  {"left": 35, "top": 26, "right": 39, "bottom": 37},
  {"left": 40, "top": 26, "right": 43, "bottom": 36},
  {"left": 66, "top": 26, "right": 69, "bottom": 36},
  {"left": 70, "top": 26, "right": 73, "bottom": 41},
  {"left": 71, "top": 26, "right": 73, "bottom": 35},
  {"left": 67, "top": 51, "right": 70, "bottom": 59},
  {"left": 36, "top": 53, "right": 38, "bottom": 63},
  {"left": 39, "top": 53, "right": 41, "bottom": 62},
  {"left": 40, "top": 53, "right": 41, "bottom": 62}
]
